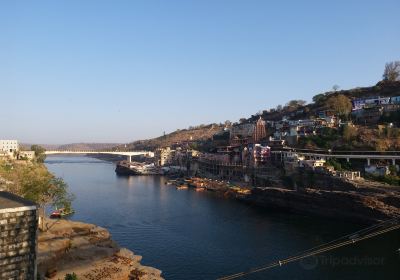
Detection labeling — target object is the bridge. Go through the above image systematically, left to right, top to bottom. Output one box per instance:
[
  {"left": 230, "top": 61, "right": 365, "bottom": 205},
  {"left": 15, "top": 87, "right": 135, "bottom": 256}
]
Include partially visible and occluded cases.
[
  {"left": 272, "top": 148, "right": 400, "bottom": 166},
  {"left": 45, "top": 150, "right": 154, "bottom": 162}
]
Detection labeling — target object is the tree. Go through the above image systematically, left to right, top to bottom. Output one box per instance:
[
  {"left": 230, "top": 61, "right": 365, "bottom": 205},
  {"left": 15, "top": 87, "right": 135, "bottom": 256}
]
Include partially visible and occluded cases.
[
  {"left": 383, "top": 61, "right": 400, "bottom": 81},
  {"left": 332, "top": 85, "right": 340, "bottom": 91},
  {"left": 312, "top": 94, "right": 326, "bottom": 104},
  {"left": 326, "top": 94, "right": 352, "bottom": 117},
  {"left": 286, "top": 100, "right": 307, "bottom": 108},
  {"left": 276, "top": 105, "right": 283, "bottom": 112},
  {"left": 224, "top": 120, "right": 232, "bottom": 127},
  {"left": 342, "top": 125, "right": 357, "bottom": 141},
  {"left": 31, "top": 145, "right": 46, "bottom": 163},
  {"left": 20, "top": 166, "right": 74, "bottom": 211},
  {"left": 65, "top": 273, "right": 78, "bottom": 280}
]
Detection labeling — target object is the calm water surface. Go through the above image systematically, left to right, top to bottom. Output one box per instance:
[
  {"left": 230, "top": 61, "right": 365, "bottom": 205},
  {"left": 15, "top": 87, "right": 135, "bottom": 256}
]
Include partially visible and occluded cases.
[{"left": 45, "top": 156, "right": 400, "bottom": 280}]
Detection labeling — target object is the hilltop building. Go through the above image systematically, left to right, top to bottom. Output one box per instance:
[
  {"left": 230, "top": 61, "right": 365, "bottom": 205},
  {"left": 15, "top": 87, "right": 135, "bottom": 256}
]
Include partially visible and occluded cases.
[{"left": 0, "top": 140, "right": 19, "bottom": 157}]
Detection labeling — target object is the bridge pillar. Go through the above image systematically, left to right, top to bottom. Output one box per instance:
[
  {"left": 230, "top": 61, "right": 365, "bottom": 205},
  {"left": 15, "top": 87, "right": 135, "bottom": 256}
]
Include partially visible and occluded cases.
[
  {"left": 127, "top": 155, "right": 132, "bottom": 162},
  {"left": 346, "top": 158, "right": 350, "bottom": 163},
  {"left": 367, "top": 158, "right": 371, "bottom": 166},
  {"left": 392, "top": 158, "right": 396, "bottom": 166}
]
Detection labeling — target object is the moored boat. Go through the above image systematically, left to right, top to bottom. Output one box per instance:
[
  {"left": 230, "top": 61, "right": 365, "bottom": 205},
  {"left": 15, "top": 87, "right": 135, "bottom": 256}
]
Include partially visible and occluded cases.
[{"left": 50, "top": 208, "right": 75, "bottom": 219}]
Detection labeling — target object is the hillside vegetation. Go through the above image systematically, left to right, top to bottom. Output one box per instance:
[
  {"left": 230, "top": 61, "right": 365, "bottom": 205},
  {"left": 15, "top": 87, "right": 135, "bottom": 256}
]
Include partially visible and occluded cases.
[
  {"left": 246, "top": 81, "right": 400, "bottom": 124},
  {"left": 0, "top": 158, "right": 74, "bottom": 211}
]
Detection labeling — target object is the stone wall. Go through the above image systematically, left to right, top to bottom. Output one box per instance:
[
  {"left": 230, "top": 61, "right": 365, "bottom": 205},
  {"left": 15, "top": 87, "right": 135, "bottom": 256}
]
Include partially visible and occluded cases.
[{"left": 0, "top": 208, "right": 38, "bottom": 279}]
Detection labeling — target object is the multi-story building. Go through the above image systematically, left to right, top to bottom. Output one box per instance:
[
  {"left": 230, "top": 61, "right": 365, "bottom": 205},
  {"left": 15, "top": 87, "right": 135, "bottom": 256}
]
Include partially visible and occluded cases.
[
  {"left": 352, "top": 96, "right": 391, "bottom": 111},
  {"left": 230, "top": 123, "right": 255, "bottom": 140},
  {"left": 0, "top": 140, "right": 19, "bottom": 156},
  {"left": 252, "top": 144, "right": 271, "bottom": 166},
  {"left": 154, "top": 147, "right": 176, "bottom": 166}
]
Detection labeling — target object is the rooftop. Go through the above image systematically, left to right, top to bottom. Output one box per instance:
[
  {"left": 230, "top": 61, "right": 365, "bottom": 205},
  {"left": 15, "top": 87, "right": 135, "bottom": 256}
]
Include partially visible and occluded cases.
[{"left": 0, "top": 191, "right": 36, "bottom": 210}]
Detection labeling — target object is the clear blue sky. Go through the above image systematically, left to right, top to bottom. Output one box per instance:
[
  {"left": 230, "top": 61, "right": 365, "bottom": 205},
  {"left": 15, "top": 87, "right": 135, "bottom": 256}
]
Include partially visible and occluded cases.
[{"left": 1, "top": 0, "right": 399, "bottom": 144}]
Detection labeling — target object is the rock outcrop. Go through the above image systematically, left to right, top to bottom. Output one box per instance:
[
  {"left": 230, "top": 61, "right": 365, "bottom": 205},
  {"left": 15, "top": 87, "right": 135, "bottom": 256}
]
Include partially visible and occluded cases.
[
  {"left": 248, "top": 176, "right": 400, "bottom": 224},
  {"left": 37, "top": 219, "right": 163, "bottom": 280}
]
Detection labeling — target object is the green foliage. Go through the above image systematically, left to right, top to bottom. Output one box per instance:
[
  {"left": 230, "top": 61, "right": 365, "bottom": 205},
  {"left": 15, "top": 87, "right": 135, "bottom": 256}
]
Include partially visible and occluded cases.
[
  {"left": 312, "top": 93, "right": 326, "bottom": 104},
  {"left": 286, "top": 100, "right": 307, "bottom": 108},
  {"left": 298, "top": 128, "right": 339, "bottom": 149},
  {"left": 31, "top": 145, "right": 47, "bottom": 163},
  {"left": 19, "top": 155, "right": 29, "bottom": 161},
  {"left": 325, "top": 158, "right": 352, "bottom": 171},
  {"left": 326, "top": 158, "right": 343, "bottom": 171},
  {"left": 0, "top": 160, "right": 74, "bottom": 210},
  {"left": 389, "top": 165, "right": 398, "bottom": 176},
  {"left": 366, "top": 174, "right": 400, "bottom": 186},
  {"left": 65, "top": 273, "right": 78, "bottom": 280}
]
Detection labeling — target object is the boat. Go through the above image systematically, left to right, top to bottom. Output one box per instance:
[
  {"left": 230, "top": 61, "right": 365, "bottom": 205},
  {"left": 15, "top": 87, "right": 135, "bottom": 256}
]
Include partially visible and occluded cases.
[
  {"left": 115, "top": 161, "right": 164, "bottom": 176},
  {"left": 176, "top": 185, "right": 189, "bottom": 190},
  {"left": 195, "top": 187, "right": 206, "bottom": 192},
  {"left": 50, "top": 208, "right": 74, "bottom": 219}
]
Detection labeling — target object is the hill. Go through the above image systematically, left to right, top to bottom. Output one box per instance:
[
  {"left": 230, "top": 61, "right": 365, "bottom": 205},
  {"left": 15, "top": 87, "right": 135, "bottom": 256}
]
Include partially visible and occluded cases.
[
  {"left": 245, "top": 80, "right": 400, "bottom": 124},
  {"left": 115, "top": 124, "right": 225, "bottom": 151}
]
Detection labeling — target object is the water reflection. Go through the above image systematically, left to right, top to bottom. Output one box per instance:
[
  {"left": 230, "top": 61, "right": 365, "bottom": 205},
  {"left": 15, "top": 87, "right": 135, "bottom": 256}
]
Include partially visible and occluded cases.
[{"left": 45, "top": 156, "right": 400, "bottom": 280}]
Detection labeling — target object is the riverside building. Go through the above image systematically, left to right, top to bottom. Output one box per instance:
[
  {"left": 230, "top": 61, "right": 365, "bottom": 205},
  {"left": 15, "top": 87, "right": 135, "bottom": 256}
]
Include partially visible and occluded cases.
[{"left": 0, "top": 140, "right": 19, "bottom": 157}]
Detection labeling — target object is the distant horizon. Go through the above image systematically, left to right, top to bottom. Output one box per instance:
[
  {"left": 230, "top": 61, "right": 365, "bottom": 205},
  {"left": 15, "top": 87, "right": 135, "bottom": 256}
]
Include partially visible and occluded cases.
[{"left": 2, "top": 0, "right": 399, "bottom": 144}]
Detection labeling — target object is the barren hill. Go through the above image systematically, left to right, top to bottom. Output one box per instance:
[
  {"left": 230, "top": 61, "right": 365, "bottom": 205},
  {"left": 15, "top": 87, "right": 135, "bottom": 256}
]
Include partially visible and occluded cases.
[{"left": 116, "top": 124, "right": 225, "bottom": 151}]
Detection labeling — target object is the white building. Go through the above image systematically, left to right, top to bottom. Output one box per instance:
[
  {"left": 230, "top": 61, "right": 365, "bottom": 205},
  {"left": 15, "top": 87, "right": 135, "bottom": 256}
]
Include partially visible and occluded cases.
[
  {"left": 0, "top": 140, "right": 19, "bottom": 156},
  {"left": 155, "top": 147, "right": 176, "bottom": 166},
  {"left": 18, "top": 151, "right": 35, "bottom": 160},
  {"left": 299, "top": 159, "right": 326, "bottom": 169}
]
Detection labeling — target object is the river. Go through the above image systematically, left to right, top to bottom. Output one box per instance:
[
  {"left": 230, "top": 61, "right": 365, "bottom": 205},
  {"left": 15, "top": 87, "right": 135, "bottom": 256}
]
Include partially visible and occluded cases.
[{"left": 45, "top": 155, "right": 400, "bottom": 280}]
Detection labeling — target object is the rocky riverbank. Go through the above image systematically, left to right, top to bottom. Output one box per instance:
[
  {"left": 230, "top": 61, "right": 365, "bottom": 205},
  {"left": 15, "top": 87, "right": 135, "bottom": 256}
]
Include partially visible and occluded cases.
[
  {"left": 174, "top": 175, "right": 400, "bottom": 225},
  {"left": 38, "top": 218, "right": 164, "bottom": 280}
]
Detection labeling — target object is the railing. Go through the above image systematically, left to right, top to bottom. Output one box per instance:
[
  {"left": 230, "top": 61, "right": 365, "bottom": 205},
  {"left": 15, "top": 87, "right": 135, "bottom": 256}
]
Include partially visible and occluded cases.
[
  {"left": 273, "top": 148, "right": 400, "bottom": 156},
  {"left": 45, "top": 150, "right": 152, "bottom": 154}
]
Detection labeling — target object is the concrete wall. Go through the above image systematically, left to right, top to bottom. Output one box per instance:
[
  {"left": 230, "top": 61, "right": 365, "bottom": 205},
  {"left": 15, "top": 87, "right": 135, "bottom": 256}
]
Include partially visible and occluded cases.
[{"left": 0, "top": 207, "right": 38, "bottom": 279}]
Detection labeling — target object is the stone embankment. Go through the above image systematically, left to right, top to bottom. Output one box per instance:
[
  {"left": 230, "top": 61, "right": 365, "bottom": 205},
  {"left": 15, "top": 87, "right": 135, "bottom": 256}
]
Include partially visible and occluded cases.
[
  {"left": 178, "top": 174, "right": 400, "bottom": 224},
  {"left": 247, "top": 175, "right": 400, "bottom": 224},
  {"left": 37, "top": 219, "right": 163, "bottom": 280}
]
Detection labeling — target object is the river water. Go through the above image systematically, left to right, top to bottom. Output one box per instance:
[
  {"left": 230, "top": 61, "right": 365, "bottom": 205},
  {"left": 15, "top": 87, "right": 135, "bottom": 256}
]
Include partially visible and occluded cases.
[{"left": 45, "top": 156, "right": 400, "bottom": 280}]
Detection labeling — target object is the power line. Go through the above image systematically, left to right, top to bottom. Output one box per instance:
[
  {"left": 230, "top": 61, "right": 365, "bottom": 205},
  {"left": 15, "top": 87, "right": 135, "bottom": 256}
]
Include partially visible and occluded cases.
[{"left": 218, "top": 218, "right": 400, "bottom": 280}]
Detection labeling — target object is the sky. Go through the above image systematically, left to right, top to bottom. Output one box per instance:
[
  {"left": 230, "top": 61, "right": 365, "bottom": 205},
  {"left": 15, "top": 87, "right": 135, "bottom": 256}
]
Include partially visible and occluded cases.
[{"left": 1, "top": 0, "right": 399, "bottom": 144}]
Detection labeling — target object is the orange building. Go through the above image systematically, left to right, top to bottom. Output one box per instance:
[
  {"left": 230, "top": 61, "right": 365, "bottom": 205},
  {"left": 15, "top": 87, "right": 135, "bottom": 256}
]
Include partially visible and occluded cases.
[{"left": 253, "top": 117, "right": 267, "bottom": 143}]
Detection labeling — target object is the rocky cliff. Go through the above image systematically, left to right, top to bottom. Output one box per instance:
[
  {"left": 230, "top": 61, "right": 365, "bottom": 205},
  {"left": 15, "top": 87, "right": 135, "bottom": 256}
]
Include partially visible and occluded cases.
[
  {"left": 248, "top": 175, "right": 400, "bottom": 224},
  {"left": 38, "top": 219, "right": 163, "bottom": 280}
]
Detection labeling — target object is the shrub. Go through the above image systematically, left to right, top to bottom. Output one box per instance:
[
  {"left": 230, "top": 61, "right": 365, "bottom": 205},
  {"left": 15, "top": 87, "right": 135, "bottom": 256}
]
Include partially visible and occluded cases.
[{"left": 65, "top": 273, "right": 78, "bottom": 280}]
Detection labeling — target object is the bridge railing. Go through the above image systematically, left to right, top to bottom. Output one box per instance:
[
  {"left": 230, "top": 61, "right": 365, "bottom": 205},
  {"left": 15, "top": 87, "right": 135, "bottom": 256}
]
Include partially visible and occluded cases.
[
  {"left": 274, "top": 148, "right": 400, "bottom": 156},
  {"left": 45, "top": 150, "right": 152, "bottom": 154}
]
